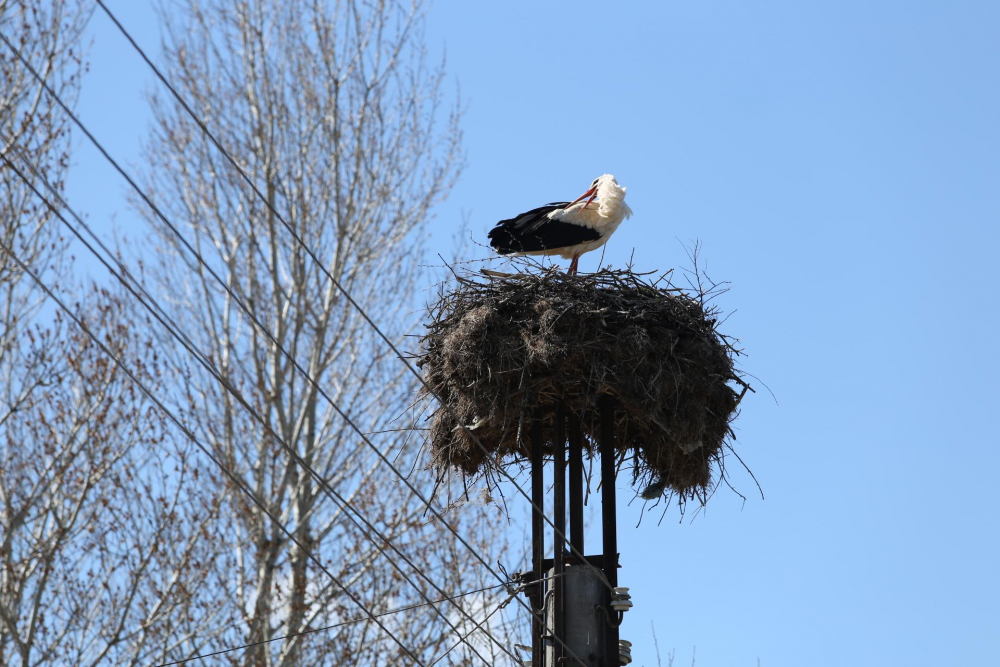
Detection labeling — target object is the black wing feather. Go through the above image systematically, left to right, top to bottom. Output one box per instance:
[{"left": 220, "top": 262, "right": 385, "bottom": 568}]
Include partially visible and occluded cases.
[{"left": 488, "top": 203, "right": 600, "bottom": 254}]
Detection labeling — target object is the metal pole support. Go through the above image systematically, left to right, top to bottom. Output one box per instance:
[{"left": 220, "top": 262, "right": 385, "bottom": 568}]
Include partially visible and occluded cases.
[
  {"left": 600, "top": 397, "right": 620, "bottom": 667},
  {"left": 529, "top": 400, "right": 623, "bottom": 667},
  {"left": 552, "top": 404, "right": 566, "bottom": 665},
  {"left": 569, "top": 416, "right": 585, "bottom": 555},
  {"left": 531, "top": 421, "right": 545, "bottom": 667}
]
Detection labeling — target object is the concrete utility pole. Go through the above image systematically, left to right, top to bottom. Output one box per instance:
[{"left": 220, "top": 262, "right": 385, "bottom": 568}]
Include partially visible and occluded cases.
[{"left": 523, "top": 399, "right": 632, "bottom": 667}]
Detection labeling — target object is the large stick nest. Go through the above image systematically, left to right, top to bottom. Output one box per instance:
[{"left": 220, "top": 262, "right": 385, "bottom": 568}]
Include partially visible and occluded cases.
[{"left": 418, "top": 264, "right": 751, "bottom": 504}]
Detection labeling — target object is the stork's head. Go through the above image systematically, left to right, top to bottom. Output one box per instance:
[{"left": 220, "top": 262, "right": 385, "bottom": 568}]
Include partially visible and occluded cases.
[{"left": 569, "top": 174, "right": 624, "bottom": 208}]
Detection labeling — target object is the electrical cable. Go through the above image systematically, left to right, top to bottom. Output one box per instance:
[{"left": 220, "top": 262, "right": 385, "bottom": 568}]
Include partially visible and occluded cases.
[
  {"left": 94, "top": 0, "right": 618, "bottom": 595},
  {"left": 2, "top": 24, "right": 599, "bottom": 665},
  {"left": 2, "top": 24, "right": 521, "bottom": 656},
  {"left": 3, "top": 138, "right": 516, "bottom": 663},
  {"left": 0, "top": 147, "right": 516, "bottom": 667},
  {"left": 0, "top": 238, "right": 429, "bottom": 667},
  {"left": 150, "top": 583, "right": 506, "bottom": 667},
  {"left": 428, "top": 592, "right": 509, "bottom": 667}
]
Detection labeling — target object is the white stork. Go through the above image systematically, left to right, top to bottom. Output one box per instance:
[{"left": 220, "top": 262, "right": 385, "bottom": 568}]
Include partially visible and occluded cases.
[{"left": 488, "top": 173, "right": 633, "bottom": 275}]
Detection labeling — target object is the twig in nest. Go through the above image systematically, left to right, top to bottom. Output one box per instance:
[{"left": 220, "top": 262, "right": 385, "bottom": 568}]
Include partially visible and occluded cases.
[{"left": 417, "top": 258, "right": 756, "bottom": 518}]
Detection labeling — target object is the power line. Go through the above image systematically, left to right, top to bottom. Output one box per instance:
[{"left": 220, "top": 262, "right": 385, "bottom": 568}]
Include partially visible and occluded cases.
[
  {"left": 94, "top": 0, "right": 617, "bottom": 596},
  {"left": 0, "top": 16, "right": 513, "bottom": 613},
  {"left": 2, "top": 21, "right": 594, "bottom": 664},
  {"left": 0, "top": 28, "right": 517, "bottom": 662},
  {"left": 0, "top": 30, "right": 515, "bottom": 609},
  {"left": 4, "top": 122, "right": 517, "bottom": 663},
  {"left": 0, "top": 147, "right": 515, "bottom": 667},
  {"left": 0, "top": 238, "right": 429, "bottom": 667},
  {"left": 151, "top": 583, "right": 506, "bottom": 667},
  {"left": 428, "top": 589, "right": 512, "bottom": 667}
]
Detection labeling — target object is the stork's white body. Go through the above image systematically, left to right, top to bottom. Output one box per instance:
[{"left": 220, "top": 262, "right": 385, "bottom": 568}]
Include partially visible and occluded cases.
[{"left": 488, "top": 174, "right": 633, "bottom": 274}]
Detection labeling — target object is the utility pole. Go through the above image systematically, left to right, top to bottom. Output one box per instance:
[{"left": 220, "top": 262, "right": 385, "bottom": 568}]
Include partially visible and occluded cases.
[
  {"left": 420, "top": 265, "right": 749, "bottom": 667},
  {"left": 522, "top": 401, "right": 632, "bottom": 667}
]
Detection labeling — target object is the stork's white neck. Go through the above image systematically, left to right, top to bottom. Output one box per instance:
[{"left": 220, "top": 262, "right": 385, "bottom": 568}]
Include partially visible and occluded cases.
[
  {"left": 546, "top": 176, "right": 633, "bottom": 233},
  {"left": 596, "top": 180, "right": 633, "bottom": 221}
]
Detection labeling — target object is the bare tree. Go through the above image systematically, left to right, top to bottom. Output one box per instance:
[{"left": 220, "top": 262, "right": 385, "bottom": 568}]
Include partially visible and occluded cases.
[
  {"left": 0, "top": 0, "right": 87, "bottom": 322},
  {"left": 135, "top": 0, "right": 515, "bottom": 664},
  {"left": 0, "top": 2, "right": 91, "bottom": 663},
  {"left": 1, "top": 5, "right": 229, "bottom": 666},
  {"left": 0, "top": 284, "right": 229, "bottom": 667}
]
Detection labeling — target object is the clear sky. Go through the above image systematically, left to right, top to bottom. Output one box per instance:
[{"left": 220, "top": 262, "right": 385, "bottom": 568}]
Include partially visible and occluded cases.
[{"left": 64, "top": 1, "right": 1000, "bottom": 666}]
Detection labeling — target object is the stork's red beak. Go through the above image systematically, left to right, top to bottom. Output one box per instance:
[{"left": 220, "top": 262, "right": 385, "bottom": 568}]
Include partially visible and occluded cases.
[{"left": 569, "top": 186, "right": 598, "bottom": 209}]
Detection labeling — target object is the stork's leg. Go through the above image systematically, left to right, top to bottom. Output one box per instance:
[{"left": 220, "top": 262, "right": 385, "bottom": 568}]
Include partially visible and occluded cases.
[{"left": 567, "top": 255, "right": 580, "bottom": 276}]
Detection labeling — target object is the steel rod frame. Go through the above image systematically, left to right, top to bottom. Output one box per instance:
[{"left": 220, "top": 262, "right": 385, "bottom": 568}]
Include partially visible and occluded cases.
[
  {"left": 600, "top": 397, "right": 619, "bottom": 667},
  {"left": 527, "top": 400, "right": 619, "bottom": 667},
  {"left": 552, "top": 403, "right": 567, "bottom": 665},
  {"left": 568, "top": 416, "right": 585, "bottom": 555},
  {"left": 531, "top": 421, "right": 545, "bottom": 667}
]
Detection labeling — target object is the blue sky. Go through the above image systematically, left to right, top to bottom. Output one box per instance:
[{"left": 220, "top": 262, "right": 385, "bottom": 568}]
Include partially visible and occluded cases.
[{"left": 65, "top": 1, "right": 1000, "bottom": 665}]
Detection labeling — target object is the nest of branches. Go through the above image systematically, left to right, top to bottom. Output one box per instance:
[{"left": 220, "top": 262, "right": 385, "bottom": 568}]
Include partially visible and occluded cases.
[{"left": 418, "top": 263, "right": 751, "bottom": 503}]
